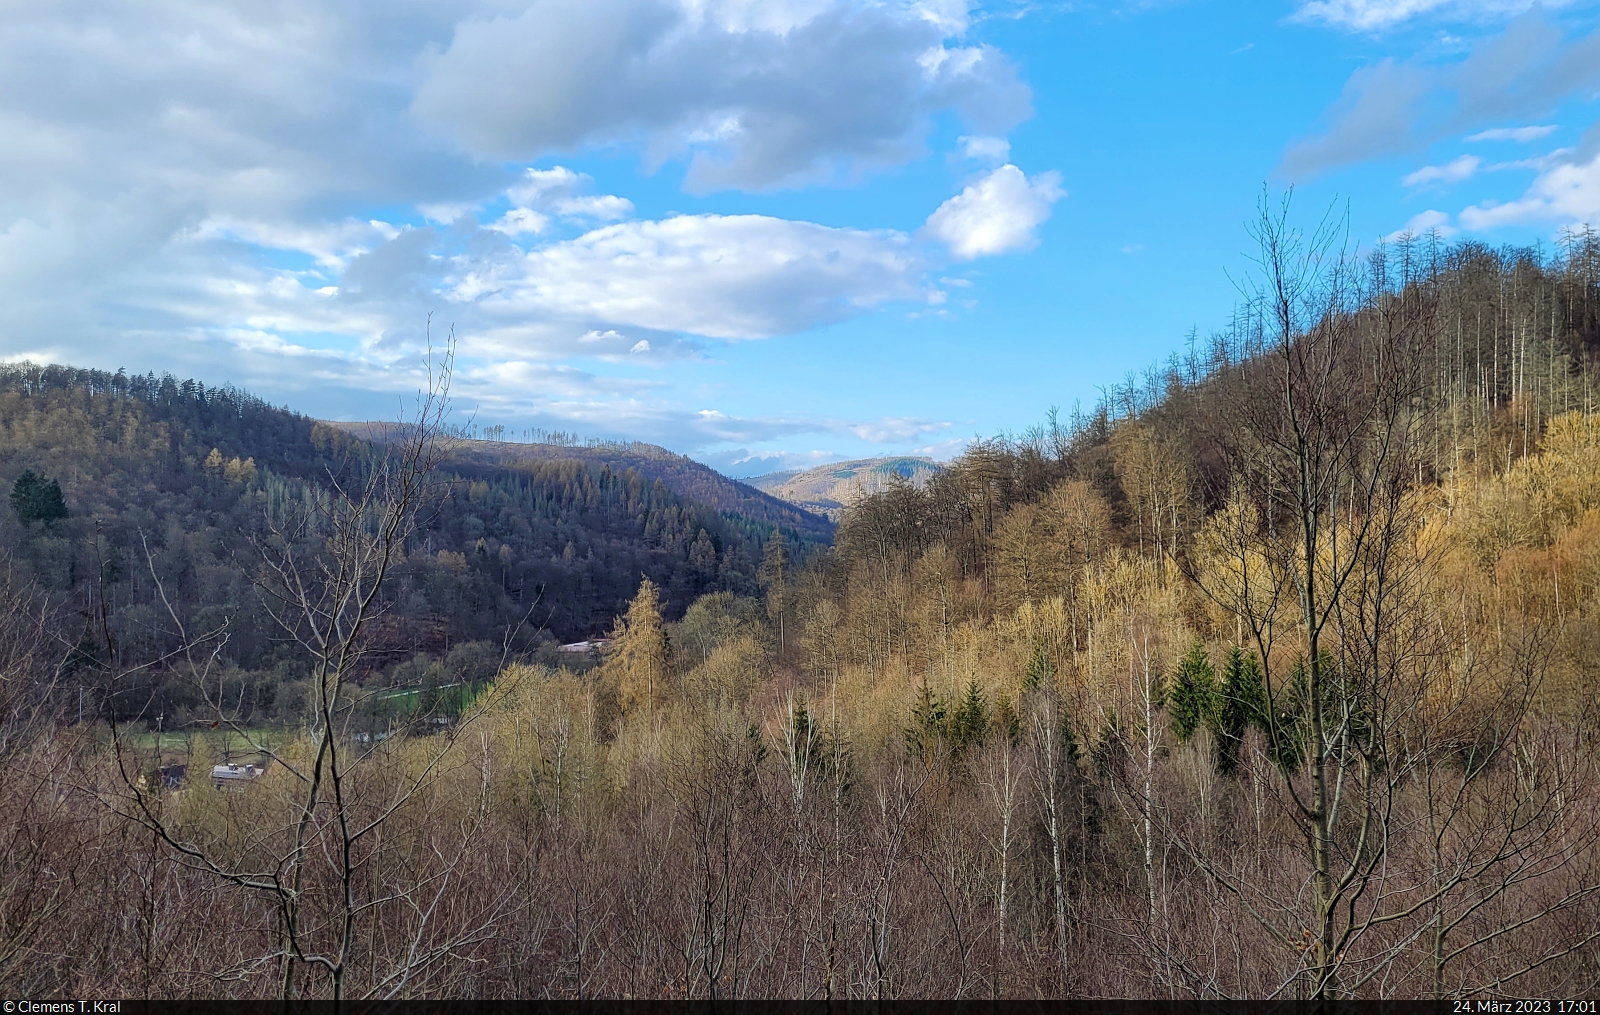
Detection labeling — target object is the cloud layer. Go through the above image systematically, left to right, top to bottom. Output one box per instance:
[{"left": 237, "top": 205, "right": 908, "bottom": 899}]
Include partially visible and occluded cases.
[
  {"left": 0, "top": 0, "right": 1057, "bottom": 457},
  {"left": 412, "top": 0, "right": 1032, "bottom": 191}
]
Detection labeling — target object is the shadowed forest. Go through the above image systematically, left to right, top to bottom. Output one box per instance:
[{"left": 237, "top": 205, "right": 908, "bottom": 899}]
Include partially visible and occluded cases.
[{"left": 3, "top": 212, "right": 1600, "bottom": 1000}]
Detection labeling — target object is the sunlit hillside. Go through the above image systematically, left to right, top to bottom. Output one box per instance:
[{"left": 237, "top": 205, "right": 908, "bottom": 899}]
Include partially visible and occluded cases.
[{"left": 748, "top": 455, "right": 944, "bottom": 519}]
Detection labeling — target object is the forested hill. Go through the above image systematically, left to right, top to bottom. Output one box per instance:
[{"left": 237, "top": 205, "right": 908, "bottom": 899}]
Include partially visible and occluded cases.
[
  {"left": 0, "top": 362, "right": 818, "bottom": 727},
  {"left": 330, "top": 420, "right": 834, "bottom": 546},
  {"left": 748, "top": 455, "right": 943, "bottom": 520}
]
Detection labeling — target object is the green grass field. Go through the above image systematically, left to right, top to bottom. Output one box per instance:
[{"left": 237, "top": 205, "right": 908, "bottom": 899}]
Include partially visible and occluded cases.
[{"left": 123, "top": 727, "right": 286, "bottom": 765}]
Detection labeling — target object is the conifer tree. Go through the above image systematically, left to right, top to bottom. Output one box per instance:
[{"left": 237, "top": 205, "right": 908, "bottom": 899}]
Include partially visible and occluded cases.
[
  {"left": 10, "top": 470, "right": 67, "bottom": 526},
  {"left": 612, "top": 577, "right": 668, "bottom": 720},
  {"left": 1167, "top": 640, "right": 1217, "bottom": 743},
  {"left": 1215, "top": 646, "right": 1265, "bottom": 774},
  {"left": 950, "top": 677, "right": 990, "bottom": 757},
  {"left": 903, "top": 680, "right": 947, "bottom": 762}
]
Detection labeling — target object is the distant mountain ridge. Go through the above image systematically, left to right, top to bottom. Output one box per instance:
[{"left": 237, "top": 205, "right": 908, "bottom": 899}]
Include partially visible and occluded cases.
[
  {"left": 329, "top": 423, "right": 835, "bottom": 547},
  {"left": 747, "top": 456, "right": 944, "bottom": 520}
]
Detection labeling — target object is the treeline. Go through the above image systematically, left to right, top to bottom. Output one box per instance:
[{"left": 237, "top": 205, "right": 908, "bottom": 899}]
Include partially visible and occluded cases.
[{"left": 4, "top": 220, "right": 1600, "bottom": 1000}]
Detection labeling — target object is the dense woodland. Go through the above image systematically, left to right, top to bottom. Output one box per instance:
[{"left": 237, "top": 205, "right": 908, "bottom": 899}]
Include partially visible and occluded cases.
[
  {"left": 4, "top": 218, "right": 1600, "bottom": 1000},
  {"left": 0, "top": 364, "right": 827, "bottom": 729}
]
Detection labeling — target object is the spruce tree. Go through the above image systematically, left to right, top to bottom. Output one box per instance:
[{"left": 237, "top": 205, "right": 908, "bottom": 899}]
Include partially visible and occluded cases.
[
  {"left": 10, "top": 470, "right": 67, "bottom": 525},
  {"left": 1167, "top": 640, "right": 1217, "bottom": 743},
  {"left": 1216, "top": 647, "right": 1266, "bottom": 774},
  {"left": 950, "top": 678, "right": 990, "bottom": 757},
  {"left": 904, "top": 681, "right": 948, "bottom": 762}
]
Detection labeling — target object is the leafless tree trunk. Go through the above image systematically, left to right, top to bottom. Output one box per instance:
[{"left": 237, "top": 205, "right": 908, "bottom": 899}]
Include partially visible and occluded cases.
[{"left": 1027, "top": 686, "right": 1071, "bottom": 986}]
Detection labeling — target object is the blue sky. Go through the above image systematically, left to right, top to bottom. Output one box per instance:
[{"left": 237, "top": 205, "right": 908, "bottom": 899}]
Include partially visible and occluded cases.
[{"left": 3, "top": 0, "right": 1598, "bottom": 477}]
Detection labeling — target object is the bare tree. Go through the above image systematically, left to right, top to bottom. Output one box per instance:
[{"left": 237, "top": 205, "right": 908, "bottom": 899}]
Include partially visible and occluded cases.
[
  {"left": 1185, "top": 192, "right": 1431, "bottom": 998},
  {"left": 106, "top": 341, "right": 519, "bottom": 1000},
  {"left": 0, "top": 560, "right": 61, "bottom": 761},
  {"left": 1026, "top": 683, "right": 1072, "bottom": 987},
  {"left": 977, "top": 732, "right": 1026, "bottom": 995}
]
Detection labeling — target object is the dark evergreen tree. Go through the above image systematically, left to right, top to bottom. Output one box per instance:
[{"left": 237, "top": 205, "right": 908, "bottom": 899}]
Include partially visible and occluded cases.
[
  {"left": 10, "top": 470, "right": 67, "bottom": 525},
  {"left": 1167, "top": 640, "right": 1217, "bottom": 742},
  {"left": 1216, "top": 646, "right": 1266, "bottom": 775},
  {"left": 949, "top": 677, "right": 990, "bottom": 757},
  {"left": 903, "top": 681, "right": 948, "bottom": 762}
]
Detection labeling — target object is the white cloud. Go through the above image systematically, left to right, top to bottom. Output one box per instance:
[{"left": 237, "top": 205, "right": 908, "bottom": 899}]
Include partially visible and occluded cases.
[
  {"left": 412, "top": 0, "right": 1031, "bottom": 191},
  {"left": 1293, "top": 0, "right": 1585, "bottom": 31},
  {"left": 1294, "top": 0, "right": 1455, "bottom": 30},
  {"left": 1294, "top": 0, "right": 1449, "bottom": 31},
  {"left": 1467, "top": 124, "right": 1559, "bottom": 142},
  {"left": 959, "top": 134, "right": 1012, "bottom": 162},
  {"left": 1485, "top": 147, "right": 1574, "bottom": 172},
  {"left": 1458, "top": 148, "right": 1600, "bottom": 229},
  {"left": 1403, "top": 154, "right": 1482, "bottom": 187},
  {"left": 921, "top": 164, "right": 1063, "bottom": 260},
  {"left": 503, "top": 167, "right": 635, "bottom": 222},
  {"left": 509, "top": 168, "right": 590, "bottom": 207},
  {"left": 555, "top": 195, "right": 636, "bottom": 221},
  {"left": 419, "top": 202, "right": 482, "bottom": 225},
  {"left": 487, "top": 208, "right": 551, "bottom": 237},
  {"left": 1384, "top": 209, "right": 1458, "bottom": 241},
  {"left": 490, "top": 213, "right": 922, "bottom": 339},
  {"left": 191, "top": 217, "right": 401, "bottom": 269},
  {"left": 630, "top": 339, "right": 652, "bottom": 354},
  {"left": 846, "top": 417, "right": 952, "bottom": 442},
  {"left": 909, "top": 435, "right": 973, "bottom": 461},
  {"left": 696, "top": 448, "right": 844, "bottom": 478}
]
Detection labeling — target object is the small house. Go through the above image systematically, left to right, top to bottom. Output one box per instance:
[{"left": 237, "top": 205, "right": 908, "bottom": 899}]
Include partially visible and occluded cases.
[{"left": 211, "top": 762, "right": 264, "bottom": 788}]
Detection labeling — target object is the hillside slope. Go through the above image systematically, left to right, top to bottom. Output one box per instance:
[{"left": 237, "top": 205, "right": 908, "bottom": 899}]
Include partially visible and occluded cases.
[
  {"left": 0, "top": 363, "right": 818, "bottom": 727},
  {"left": 331, "top": 422, "right": 834, "bottom": 548},
  {"left": 748, "top": 456, "right": 943, "bottom": 520}
]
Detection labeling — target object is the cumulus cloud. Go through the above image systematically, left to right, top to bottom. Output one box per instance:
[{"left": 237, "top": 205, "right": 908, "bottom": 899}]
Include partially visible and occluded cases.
[
  {"left": 412, "top": 0, "right": 1031, "bottom": 191},
  {"left": 1281, "top": 11, "right": 1600, "bottom": 178},
  {"left": 1467, "top": 124, "right": 1559, "bottom": 143},
  {"left": 1403, "top": 154, "right": 1482, "bottom": 187},
  {"left": 921, "top": 164, "right": 1063, "bottom": 260},
  {"left": 503, "top": 168, "right": 636, "bottom": 221},
  {"left": 557, "top": 195, "right": 635, "bottom": 221},
  {"left": 487, "top": 208, "right": 551, "bottom": 237},
  {"left": 483, "top": 213, "right": 922, "bottom": 339}
]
